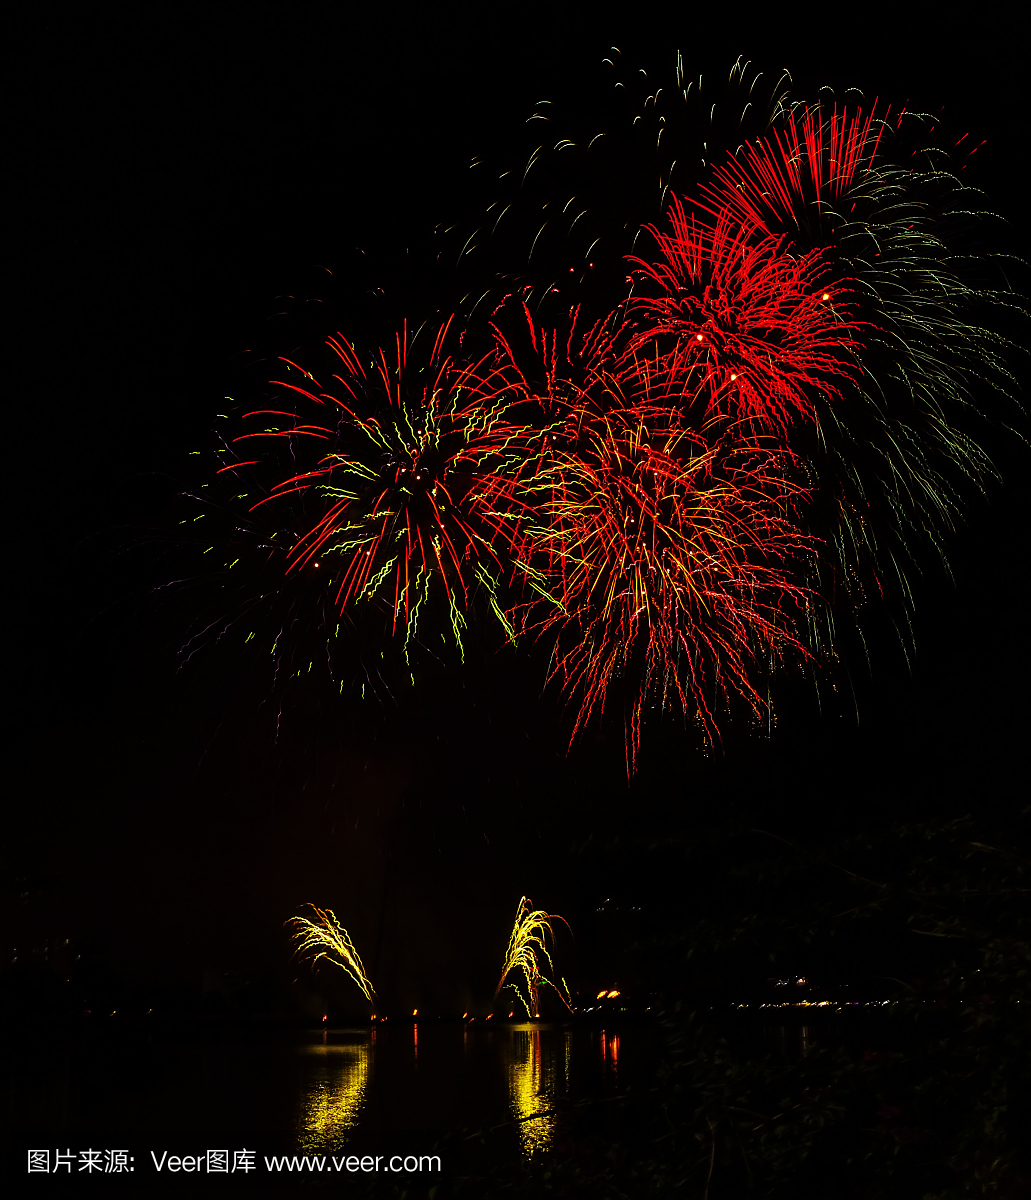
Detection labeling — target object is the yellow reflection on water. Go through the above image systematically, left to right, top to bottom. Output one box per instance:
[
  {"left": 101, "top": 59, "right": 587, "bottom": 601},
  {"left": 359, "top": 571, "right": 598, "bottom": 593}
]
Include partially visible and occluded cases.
[
  {"left": 504, "top": 1026, "right": 571, "bottom": 1158},
  {"left": 297, "top": 1039, "right": 371, "bottom": 1152}
]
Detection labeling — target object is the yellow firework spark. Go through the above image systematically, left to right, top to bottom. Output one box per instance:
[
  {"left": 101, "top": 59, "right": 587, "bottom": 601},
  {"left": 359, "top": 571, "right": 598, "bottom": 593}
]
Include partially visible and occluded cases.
[
  {"left": 495, "top": 897, "right": 573, "bottom": 1018},
  {"left": 286, "top": 905, "right": 376, "bottom": 1004}
]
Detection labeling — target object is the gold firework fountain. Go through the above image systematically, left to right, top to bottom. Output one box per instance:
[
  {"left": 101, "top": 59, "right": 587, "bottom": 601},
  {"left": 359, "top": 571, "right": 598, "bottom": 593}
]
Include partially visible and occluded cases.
[
  {"left": 495, "top": 897, "right": 573, "bottom": 1018},
  {"left": 494, "top": 898, "right": 574, "bottom": 1158},
  {"left": 286, "top": 904, "right": 376, "bottom": 1004}
]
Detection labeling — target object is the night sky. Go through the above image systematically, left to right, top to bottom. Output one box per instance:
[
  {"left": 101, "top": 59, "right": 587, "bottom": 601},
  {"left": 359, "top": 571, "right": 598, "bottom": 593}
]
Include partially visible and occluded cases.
[{"left": 8, "top": 6, "right": 1028, "bottom": 1021}]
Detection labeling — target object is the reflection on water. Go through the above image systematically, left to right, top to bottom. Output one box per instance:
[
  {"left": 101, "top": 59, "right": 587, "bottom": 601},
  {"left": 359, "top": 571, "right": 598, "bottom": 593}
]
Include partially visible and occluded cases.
[
  {"left": 6, "top": 1023, "right": 648, "bottom": 1167},
  {"left": 765, "top": 1023, "right": 816, "bottom": 1062},
  {"left": 504, "top": 1026, "right": 571, "bottom": 1158},
  {"left": 600, "top": 1029, "right": 619, "bottom": 1083},
  {"left": 297, "top": 1036, "right": 371, "bottom": 1152}
]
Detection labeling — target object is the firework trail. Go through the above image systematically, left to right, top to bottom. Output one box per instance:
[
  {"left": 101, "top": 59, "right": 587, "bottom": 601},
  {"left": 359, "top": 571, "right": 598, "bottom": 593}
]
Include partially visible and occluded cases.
[
  {"left": 445, "top": 54, "right": 794, "bottom": 323},
  {"left": 194, "top": 56, "right": 1024, "bottom": 771},
  {"left": 467, "top": 65, "right": 1023, "bottom": 698},
  {"left": 693, "top": 99, "right": 1025, "bottom": 664},
  {"left": 697, "top": 100, "right": 890, "bottom": 237},
  {"left": 624, "top": 198, "right": 863, "bottom": 434},
  {"left": 485, "top": 297, "right": 625, "bottom": 430},
  {"left": 485, "top": 301, "right": 814, "bottom": 770},
  {"left": 216, "top": 317, "right": 543, "bottom": 672},
  {"left": 528, "top": 402, "right": 812, "bottom": 771},
  {"left": 175, "top": 437, "right": 379, "bottom": 706},
  {"left": 496, "top": 897, "right": 573, "bottom": 1019},
  {"left": 287, "top": 905, "right": 376, "bottom": 1004}
]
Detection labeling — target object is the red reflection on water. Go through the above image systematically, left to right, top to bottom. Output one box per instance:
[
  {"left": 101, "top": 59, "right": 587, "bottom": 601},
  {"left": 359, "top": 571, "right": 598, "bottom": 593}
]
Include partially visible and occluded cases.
[{"left": 599, "top": 1030, "right": 619, "bottom": 1081}]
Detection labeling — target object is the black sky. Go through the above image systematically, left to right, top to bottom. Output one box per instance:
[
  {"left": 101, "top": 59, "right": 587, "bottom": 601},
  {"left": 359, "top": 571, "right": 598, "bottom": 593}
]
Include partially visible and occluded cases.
[{"left": 7, "top": 4, "right": 1028, "bottom": 1012}]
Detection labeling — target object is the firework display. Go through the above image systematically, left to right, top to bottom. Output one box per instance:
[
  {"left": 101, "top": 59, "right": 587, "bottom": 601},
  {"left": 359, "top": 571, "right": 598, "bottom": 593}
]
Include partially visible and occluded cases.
[
  {"left": 203, "top": 54, "right": 1024, "bottom": 771},
  {"left": 451, "top": 55, "right": 794, "bottom": 319},
  {"left": 692, "top": 99, "right": 1023, "bottom": 658},
  {"left": 624, "top": 200, "right": 863, "bottom": 433},
  {"left": 487, "top": 305, "right": 814, "bottom": 769},
  {"left": 213, "top": 318, "right": 541, "bottom": 673},
  {"left": 533, "top": 413, "right": 811, "bottom": 770},
  {"left": 495, "top": 898, "right": 573, "bottom": 1019},
  {"left": 287, "top": 905, "right": 376, "bottom": 1004}
]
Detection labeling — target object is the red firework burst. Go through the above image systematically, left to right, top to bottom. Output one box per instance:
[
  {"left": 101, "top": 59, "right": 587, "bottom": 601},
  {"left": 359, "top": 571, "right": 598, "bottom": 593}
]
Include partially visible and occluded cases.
[
  {"left": 696, "top": 101, "right": 890, "bottom": 240},
  {"left": 624, "top": 199, "right": 862, "bottom": 433},
  {"left": 485, "top": 298, "right": 624, "bottom": 433},
  {"left": 223, "top": 318, "right": 536, "bottom": 658},
  {"left": 519, "top": 393, "right": 813, "bottom": 773}
]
